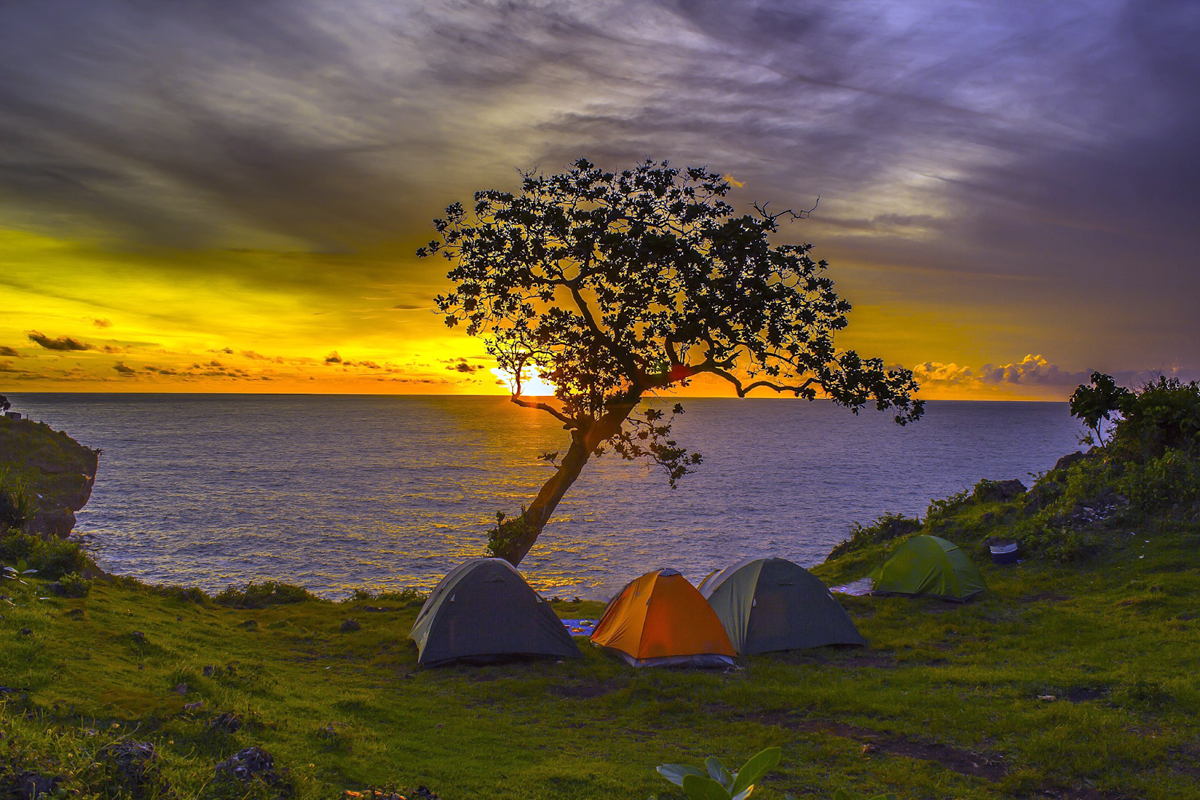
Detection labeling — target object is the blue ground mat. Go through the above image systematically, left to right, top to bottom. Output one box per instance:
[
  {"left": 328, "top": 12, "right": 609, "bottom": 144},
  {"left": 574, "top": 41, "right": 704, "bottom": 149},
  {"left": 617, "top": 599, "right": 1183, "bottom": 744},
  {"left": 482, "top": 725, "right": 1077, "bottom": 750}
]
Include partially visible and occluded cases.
[{"left": 561, "top": 619, "right": 598, "bottom": 637}]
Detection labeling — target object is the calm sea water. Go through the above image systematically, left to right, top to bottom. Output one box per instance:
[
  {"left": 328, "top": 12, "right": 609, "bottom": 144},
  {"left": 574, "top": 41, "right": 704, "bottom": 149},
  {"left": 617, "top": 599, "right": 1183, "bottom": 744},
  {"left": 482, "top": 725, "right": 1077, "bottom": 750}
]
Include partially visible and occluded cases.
[{"left": 9, "top": 394, "right": 1083, "bottom": 598}]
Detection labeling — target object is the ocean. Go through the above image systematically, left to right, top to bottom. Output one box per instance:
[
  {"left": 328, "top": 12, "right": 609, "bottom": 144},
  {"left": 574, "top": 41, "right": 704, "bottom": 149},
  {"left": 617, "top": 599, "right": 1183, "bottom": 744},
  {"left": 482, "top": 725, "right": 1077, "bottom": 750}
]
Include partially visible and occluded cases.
[{"left": 8, "top": 394, "right": 1084, "bottom": 599}]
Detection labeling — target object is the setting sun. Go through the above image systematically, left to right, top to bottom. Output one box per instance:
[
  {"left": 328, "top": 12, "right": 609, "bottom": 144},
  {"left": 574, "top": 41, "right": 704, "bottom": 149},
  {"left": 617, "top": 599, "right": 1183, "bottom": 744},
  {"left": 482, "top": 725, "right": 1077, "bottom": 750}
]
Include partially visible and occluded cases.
[{"left": 490, "top": 367, "right": 557, "bottom": 397}]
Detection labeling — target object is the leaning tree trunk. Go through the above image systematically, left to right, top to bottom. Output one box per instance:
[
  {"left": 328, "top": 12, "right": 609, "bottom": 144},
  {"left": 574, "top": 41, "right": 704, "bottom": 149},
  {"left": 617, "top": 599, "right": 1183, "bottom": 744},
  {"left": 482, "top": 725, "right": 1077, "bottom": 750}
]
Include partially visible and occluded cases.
[{"left": 491, "top": 401, "right": 636, "bottom": 566}]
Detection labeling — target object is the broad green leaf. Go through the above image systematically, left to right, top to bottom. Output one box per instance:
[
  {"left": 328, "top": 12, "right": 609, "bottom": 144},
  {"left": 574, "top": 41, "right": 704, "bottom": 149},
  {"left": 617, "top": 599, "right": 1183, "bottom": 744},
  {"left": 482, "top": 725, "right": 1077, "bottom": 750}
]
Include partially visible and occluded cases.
[
  {"left": 729, "top": 747, "right": 781, "bottom": 797},
  {"left": 705, "top": 756, "right": 731, "bottom": 787},
  {"left": 657, "top": 764, "right": 707, "bottom": 787},
  {"left": 682, "top": 773, "right": 733, "bottom": 800},
  {"left": 833, "top": 790, "right": 853, "bottom": 800}
]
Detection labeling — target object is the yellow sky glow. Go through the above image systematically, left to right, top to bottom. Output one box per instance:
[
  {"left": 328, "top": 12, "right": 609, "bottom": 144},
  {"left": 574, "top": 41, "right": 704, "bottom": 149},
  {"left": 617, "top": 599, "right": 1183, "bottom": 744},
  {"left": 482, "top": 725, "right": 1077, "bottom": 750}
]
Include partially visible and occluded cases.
[{"left": 1, "top": 226, "right": 1089, "bottom": 400}]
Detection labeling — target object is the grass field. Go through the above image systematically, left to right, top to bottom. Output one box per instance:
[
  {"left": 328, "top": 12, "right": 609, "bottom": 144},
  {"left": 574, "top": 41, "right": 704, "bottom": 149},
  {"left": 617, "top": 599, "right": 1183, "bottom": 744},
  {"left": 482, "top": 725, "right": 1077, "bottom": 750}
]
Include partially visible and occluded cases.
[{"left": 3, "top": 504, "right": 1199, "bottom": 799}]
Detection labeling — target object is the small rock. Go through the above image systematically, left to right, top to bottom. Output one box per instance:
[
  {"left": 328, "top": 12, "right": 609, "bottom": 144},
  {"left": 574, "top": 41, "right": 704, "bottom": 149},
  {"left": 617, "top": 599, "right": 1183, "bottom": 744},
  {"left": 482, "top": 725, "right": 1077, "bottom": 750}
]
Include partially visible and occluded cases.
[
  {"left": 1053, "top": 451, "right": 1086, "bottom": 472},
  {"left": 48, "top": 582, "right": 67, "bottom": 596},
  {"left": 176, "top": 615, "right": 183, "bottom": 622},
  {"left": 241, "top": 619, "right": 258, "bottom": 630},
  {"left": 340, "top": 619, "right": 361, "bottom": 633},
  {"left": 19, "top": 628, "right": 31, "bottom": 636},
  {"left": 130, "top": 631, "right": 145, "bottom": 643},
  {"left": 202, "top": 665, "right": 215, "bottom": 677},
  {"left": 173, "top": 683, "right": 188, "bottom": 695},
  {"left": 1038, "top": 694, "right": 1057, "bottom": 702},
  {"left": 184, "top": 700, "right": 203, "bottom": 711},
  {"left": 210, "top": 712, "right": 244, "bottom": 733},
  {"left": 100, "top": 741, "right": 163, "bottom": 794},
  {"left": 861, "top": 743, "right": 878, "bottom": 755},
  {"left": 215, "top": 746, "right": 284, "bottom": 785},
  {"left": 15, "top": 771, "right": 64, "bottom": 799},
  {"left": 414, "top": 786, "right": 441, "bottom": 800}
]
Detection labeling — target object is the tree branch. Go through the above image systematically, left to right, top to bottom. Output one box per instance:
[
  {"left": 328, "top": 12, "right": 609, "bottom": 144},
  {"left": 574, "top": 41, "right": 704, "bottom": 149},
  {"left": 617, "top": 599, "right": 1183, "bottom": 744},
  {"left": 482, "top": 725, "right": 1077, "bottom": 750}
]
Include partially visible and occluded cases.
[
  {"left": 565, "top": 280, "right": 640, "bottom": 382},
  {"left": 740, "top": 377, "right": 820, "bottom": 397},
  {"left": 510, "top": 394, "right": 576, "bottom": 428}
]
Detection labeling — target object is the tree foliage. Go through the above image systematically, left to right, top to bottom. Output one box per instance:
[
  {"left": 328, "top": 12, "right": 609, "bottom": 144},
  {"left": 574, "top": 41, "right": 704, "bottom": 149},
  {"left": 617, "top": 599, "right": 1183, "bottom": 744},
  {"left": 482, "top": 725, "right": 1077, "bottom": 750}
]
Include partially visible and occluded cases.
[
  {"left": 421, "top": 158, "right": 923, "bottom": 564},
  {"left": 1068, "top": 372, "right": 1131, "bottom": 445},
  {"left": 1070, "top": 372, "right": 1200, "bottom": 458}
]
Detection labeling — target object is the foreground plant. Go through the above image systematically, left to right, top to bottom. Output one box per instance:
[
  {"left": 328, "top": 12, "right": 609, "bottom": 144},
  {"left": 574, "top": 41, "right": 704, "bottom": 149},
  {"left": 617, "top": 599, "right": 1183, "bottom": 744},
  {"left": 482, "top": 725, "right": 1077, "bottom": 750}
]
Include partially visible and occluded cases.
[
  {"left": 3, "top": 558, "right": 37, "bottom": 585},
  {"left": 657, "top": 747, "right": 782, "bottom": 800},
  {"left": 655, "top": 748, "right": 898, "bottom": 800}
]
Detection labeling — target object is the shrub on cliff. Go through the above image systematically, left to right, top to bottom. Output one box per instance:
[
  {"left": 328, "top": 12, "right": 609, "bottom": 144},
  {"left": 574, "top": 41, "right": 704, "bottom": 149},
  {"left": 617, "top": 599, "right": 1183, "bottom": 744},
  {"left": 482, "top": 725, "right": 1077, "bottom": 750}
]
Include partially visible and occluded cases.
[
  {"left": 1071, "top": 373, "right": 1200, "bottom": 460},
  {"left": 1109, "top": 375, "right": 1200, "bottom": 460},
  {"left": 0, "top": 466, "right": 37, "bottom": 531},
  {"left": 829, "top": 513, "right": 921, "bottom": 558},
  {"left": 0, "top": 529, "right": 88, "bottom": 579},
  {"left": 215, "top": 581, "right": 315, "bottom": 609}
]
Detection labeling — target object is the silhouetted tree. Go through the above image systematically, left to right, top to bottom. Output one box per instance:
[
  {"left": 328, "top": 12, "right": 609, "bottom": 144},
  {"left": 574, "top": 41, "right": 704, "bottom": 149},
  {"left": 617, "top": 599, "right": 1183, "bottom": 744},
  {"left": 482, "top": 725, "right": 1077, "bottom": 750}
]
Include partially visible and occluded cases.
[
  {"left": 420, "top": 158, "right": 923, "bottom": 565},
  {"left": 1068, "top": 372, "right": 1131, "bottom": 446}
]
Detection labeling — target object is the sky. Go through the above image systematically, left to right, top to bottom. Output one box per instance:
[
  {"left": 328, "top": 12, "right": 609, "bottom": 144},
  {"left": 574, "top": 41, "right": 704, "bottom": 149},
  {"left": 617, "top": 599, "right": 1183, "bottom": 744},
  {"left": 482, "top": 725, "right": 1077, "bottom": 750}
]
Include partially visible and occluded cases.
[{"left": 1, "top": 0, "right": 1197, "bottom": 399}]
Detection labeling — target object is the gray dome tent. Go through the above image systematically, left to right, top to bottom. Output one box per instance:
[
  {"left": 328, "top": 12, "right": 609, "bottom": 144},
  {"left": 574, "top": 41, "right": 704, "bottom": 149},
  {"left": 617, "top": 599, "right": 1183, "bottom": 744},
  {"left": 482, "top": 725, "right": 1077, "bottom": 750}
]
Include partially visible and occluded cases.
[
  {"left": 699, "top": 557, "right": 866, "bottom": 654},
  {"left": 409, "top": 558, "right": 582, "bottom": 666}
]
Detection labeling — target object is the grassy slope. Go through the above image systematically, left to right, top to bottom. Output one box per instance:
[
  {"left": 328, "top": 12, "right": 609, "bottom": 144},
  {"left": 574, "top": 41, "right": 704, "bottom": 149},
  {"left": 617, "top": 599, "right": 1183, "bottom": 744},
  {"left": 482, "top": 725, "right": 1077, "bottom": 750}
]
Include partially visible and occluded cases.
[{"left": 3, "top": 505, "right": 1199, "bottom": 800}]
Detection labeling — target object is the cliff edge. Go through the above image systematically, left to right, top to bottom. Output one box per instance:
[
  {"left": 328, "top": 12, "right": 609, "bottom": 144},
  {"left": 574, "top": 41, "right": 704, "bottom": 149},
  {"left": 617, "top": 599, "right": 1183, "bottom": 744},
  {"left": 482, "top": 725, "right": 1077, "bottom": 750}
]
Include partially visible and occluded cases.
[{"left": 0, "top": 416, "right": 99, "bottom": 538}]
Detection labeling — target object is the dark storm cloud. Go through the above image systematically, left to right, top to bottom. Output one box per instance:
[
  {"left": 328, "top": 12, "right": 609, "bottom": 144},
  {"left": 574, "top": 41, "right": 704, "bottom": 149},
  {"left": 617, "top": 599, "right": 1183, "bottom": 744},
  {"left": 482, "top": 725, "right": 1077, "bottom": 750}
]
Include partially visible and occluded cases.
[{"left": 0, "top": 0, "right": 1197, "bottom": 373}]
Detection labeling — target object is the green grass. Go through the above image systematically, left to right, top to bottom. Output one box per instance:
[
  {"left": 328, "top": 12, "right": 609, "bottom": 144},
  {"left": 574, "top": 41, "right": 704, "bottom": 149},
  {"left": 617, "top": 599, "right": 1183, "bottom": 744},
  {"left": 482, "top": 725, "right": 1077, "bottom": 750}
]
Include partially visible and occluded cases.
[{"left": 3, "top": 514, "right": 1200, "bottom": 800}]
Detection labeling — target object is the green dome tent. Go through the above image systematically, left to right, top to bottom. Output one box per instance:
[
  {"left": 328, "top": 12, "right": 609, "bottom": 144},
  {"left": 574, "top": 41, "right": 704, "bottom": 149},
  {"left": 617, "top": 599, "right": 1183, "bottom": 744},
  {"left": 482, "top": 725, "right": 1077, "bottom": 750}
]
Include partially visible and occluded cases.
[
  {"left": 868, "top": 535, "right": 986, "bottom": 601},
  {"left": 699, "top": 557, "right": 866, "bottom": 654},
  {"left": 409, "top": 559, "right": 582, "bottom": 666}
]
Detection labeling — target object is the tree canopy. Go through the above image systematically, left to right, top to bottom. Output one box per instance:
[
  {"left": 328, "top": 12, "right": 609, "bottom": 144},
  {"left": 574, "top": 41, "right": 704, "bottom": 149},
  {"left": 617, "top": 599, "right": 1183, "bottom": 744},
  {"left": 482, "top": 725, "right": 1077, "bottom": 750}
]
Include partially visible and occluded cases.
[{"left": 420, "top": 158, "right": 923, "bottom": 565}]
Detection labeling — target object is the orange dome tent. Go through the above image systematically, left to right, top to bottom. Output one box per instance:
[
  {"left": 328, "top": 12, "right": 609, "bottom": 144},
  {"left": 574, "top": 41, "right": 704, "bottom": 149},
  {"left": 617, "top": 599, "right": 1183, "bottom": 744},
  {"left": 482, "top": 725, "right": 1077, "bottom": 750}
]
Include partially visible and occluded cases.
[{"left": 590, "top": 569, "right": 736, "bottom": 667}]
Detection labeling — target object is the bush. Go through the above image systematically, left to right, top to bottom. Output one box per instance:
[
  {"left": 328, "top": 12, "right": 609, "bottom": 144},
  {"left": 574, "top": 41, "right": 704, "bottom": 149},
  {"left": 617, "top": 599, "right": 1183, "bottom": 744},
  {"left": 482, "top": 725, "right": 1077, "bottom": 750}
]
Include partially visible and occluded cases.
[
  {"left": 1073, "top": 373, "right": 1200, "bottom": 460},
  {"left": 1112, "top": 375, "right": 1200, "bottom": 457},
  {"left": 1117, "top": 450, "right": 1200, "bottom": 513},
  {"left": 0, "top": 467, "right": 37, "bottom": 531},
  {"left": 925, "top": 487, "right": 972, "bottom": 521},
  {"left": 829, "top": 513, "right": 921, "bottom": 558},
  {"left": 1020, "top": 525, "right": 1098, "bottom": 564},
  {"left": 0, "top": 529, "right": 88, "bottom": 579},
  {"left": 57, "top": 571, "right": 91, "bottom": 598},
  {"left": 215, "top": 581, "right": 315, "bottom": 608},
  {"left": 149, "top": 584, "right": 209, "bottom": 604},
  {"left": 347, "top": 587, "right": 425, "bottom": 605}
]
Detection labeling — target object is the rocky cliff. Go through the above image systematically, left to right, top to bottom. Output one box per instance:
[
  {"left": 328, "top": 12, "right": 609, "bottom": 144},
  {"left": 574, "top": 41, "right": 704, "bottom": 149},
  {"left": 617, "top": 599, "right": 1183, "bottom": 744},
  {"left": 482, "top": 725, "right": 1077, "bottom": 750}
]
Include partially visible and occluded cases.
[{"left": 0, "top": 417, "right": 99, "bottom": 538}]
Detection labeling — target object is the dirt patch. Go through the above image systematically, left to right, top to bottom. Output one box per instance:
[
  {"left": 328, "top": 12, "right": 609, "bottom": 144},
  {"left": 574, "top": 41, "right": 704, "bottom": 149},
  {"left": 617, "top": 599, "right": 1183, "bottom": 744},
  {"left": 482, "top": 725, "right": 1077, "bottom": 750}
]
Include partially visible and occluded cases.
[
  {"left": 1020, "top": 591, "right": 1070, "bottom": 604},
  {"left": 921, "top": 602, "right": 970, "bottom": 613},
  {"left": 829, "top": 652, "right": 898, "bottom": 670},
  {"left": 547, "top": 680, "right": 623, "bottom": 699},
  {"left": 1064, "top": 686, "right": 1108, "bottom": 703},
  {"left": 746, "top": 711, "right": 1007, "bottom": 782},
  {"left": 1035, "top": 786, "right": 1131, "bottom": 800}
]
